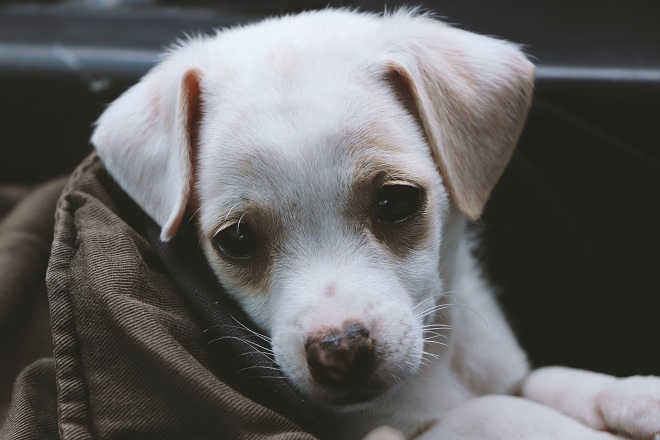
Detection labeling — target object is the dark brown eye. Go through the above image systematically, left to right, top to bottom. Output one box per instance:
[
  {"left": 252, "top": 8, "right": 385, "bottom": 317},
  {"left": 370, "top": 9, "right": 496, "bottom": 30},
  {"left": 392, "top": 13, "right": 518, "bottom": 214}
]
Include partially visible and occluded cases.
[
  {"left": 375, "top": 184, "right": 422, "bottom": 222},
  {"left": 213, "top": 222, "right": 260, "bottom": 259}
]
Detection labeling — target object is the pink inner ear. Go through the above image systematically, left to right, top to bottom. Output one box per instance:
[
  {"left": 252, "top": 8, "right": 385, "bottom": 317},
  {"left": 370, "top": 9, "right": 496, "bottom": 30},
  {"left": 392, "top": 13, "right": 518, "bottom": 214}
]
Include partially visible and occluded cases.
[
  {"left": 383, "top": 67, "right": 426, "bottom": 138},
  {"left": 160, "top": 69, "right": 204, "bottom": 242},
  {"left": 184, "top": 69, "right": 203, "bottom": 214}
]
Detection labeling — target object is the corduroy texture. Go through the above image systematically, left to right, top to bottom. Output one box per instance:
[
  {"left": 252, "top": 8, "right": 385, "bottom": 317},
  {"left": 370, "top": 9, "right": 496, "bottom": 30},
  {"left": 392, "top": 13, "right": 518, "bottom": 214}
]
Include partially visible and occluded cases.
[
  {"left": 2, "top": 154, "right": 321, "bottom": 439},
  {"left": 0, "top": 177, "right": 67, "bottom": 423},
  {"left": 1, "top": 359, "right": 59, "bottom": 440}
]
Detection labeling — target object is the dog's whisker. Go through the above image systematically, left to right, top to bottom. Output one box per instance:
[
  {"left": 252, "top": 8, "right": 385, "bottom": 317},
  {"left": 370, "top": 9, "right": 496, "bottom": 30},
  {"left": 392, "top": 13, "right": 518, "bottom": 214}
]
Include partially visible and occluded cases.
[
  {"left": 209, "top": 202, "right": 244, "bottom": 239},
  {"left": 224, "top": 202, "right": 241, "bottom": 224},
  {"left": 182, "top": 205, "right": 203, "bottom": 234},
  {"left": 237, "top": 211, "right": 248, "bottom": 230},
  {"left": 411, "top": 291, "right": 455, "bottom": 312},
  {"left": 415, "top": 302, "right": 456, "bottom": 317},
  {"left": 416, "top": 302, "right": 488, "bottom": 331},
  {"left": 438, "top": 302, "right": 488, "bottom": 328},
  {"left": 414, "top": 303, "right": 454, "bottom": 320},
  {"left": 228, "top": 314, "right": 273, "bottom": 342},
  {"left": 203, "top": 322, "right": 269, "bottom": 335},
  {"left": 202, "top": 324, "right": 221, "bottom": 333},
  {"left": 422, "top": 324, "right": 452, "bottom": 329},
  {"left": 224, "top": 325, "right": 273, "bottom": 344},
  {"left": 422, "top": 330, "right": 451, "bottom": 338},
  {"left": 423, "top": 330, "right": 447, "bottom": 337},
  {"left": 423, "top": 331, "right": 450, "bottom": 341},
  {"left": 206, "top": 336, "right": 275, "bottom": 355},
  {"left": 423, "top": 339, "right": 449, "bottom": 347},
  {"left": 410, "top": 347, "right": 441, "bottom": 360},
  {"left": 231, "top": 350, "right": 276, "bottom": 362},
  {"left": 423, "top": 350, "right": 442, "bottom": 359},
  {"left": 422, "top": 351, "right": 439, "bottom": 360},
  {"left": 418, "top": 354, "right": 442, "bottom": 369},
  {"left": 407, "top": 358, "right": 430, "bottom": 369},
  {"left": 235, "top": 365, "right": 283, "bottom": 374},
  {"left": 389, "top": 367, "right": 406, "bottom": 384},
  {"left": 247, "top": 376, "right": 290, "bottom": 380}
]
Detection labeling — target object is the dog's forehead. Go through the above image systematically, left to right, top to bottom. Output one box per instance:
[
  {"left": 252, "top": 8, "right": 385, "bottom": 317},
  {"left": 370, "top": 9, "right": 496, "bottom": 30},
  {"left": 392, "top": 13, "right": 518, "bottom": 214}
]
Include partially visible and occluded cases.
[
  {"left": 194, "top": 17, "right": 439, "bottom": 234},
  {"left": 196, "top": 85, "right": 436, "bottom": 235},
  {"left": 196, "top": 105, "right": 434, "bottom": 233}
]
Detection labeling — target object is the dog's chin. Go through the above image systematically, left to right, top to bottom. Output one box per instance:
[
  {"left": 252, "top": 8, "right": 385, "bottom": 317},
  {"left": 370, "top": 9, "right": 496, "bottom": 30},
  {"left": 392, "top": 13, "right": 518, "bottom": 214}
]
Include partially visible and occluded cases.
[
  {"left": 301, "top": 369, "right": 411, "bottom": 411},
  {"left": 317, "top": 378, "right": 407, "bottom": 414},
  {"left": 322, "top": 383, "right": 388, "bottom": 406}
]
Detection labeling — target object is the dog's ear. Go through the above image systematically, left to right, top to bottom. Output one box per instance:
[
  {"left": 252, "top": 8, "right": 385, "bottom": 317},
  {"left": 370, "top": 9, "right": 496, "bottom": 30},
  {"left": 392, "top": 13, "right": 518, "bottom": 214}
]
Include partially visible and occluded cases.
[
  {"left": 384, "top": 17, "right": 535, "bottom": 219},
  {"left": 92, "top": 55, "right": 203, "bottom": 241}
]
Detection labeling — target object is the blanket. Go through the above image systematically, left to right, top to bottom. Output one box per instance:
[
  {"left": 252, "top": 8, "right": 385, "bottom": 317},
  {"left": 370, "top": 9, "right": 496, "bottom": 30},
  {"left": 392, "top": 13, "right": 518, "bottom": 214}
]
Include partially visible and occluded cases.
[{"left": 1, "top": 154, "right": 325, "bottom": 439}]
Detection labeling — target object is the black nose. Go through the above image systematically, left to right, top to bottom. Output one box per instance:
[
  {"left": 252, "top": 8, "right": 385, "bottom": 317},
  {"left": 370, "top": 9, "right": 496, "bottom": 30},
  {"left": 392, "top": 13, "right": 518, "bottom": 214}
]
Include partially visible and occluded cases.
[{"left": 305, "top": 322, "right": 376, "bottom": 388}]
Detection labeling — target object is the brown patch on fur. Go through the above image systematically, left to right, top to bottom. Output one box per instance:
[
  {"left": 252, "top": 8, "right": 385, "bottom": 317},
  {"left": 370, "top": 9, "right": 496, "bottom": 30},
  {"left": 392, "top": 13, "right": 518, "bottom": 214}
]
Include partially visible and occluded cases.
[
  {"left": 349, "top": 160, "right": 432, "bottom": 260},
  {"left": 370, "top": 197, "right": 432, "bottom": 260},
  {"left": 208, "top": 204, "right": 283, "bottom": 295}
]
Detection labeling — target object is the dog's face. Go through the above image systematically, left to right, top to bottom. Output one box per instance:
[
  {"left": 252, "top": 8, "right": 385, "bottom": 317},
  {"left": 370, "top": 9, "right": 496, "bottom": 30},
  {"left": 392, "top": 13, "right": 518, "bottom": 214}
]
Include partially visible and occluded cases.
[
  {"left": 92, "top": 10, "right": 534, "bottom": 405},
  {"left": 196, "top": 70, "right": 449, "bottom": 402}
]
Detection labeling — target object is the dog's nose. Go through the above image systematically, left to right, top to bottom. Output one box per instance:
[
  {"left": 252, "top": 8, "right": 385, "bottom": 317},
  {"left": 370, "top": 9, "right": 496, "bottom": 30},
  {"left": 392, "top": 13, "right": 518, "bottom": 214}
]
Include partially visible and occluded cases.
[{"left": 305, "top": 322, "right": 376, "bottom": 387}]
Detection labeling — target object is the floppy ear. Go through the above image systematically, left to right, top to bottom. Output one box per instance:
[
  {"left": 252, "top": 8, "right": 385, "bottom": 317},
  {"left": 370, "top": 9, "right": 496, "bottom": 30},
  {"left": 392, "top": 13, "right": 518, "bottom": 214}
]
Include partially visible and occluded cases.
[
  {"left": 384, "top": 17, "right": 535, "bottom": 219},
  {"left": 92, "top": 56, "right": 202, "bottom": 241}
]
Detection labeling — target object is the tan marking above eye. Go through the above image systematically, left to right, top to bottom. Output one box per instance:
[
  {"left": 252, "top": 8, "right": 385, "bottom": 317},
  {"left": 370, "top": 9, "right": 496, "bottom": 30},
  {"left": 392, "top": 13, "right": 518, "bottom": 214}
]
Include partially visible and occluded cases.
[
  {"left": 380, "top": 179, "right": 417, "bottom": 187},
  {"left": 211, "top": 216, "right": 248, "bottom": 239},
  {"left": 212, "top": 221, "right": 235, "bottom": 238}
]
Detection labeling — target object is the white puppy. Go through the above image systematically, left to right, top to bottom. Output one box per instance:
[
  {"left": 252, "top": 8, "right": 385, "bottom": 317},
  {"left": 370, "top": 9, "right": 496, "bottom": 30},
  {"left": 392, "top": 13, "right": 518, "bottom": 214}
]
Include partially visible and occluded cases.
[{"left": 92, "top": 9, "right": 660, "bottom": 440}]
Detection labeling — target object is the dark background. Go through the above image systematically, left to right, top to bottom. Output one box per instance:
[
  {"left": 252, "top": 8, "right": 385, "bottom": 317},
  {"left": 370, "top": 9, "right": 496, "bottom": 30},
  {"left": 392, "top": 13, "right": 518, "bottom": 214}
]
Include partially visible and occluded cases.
[{"left": 1, "top": 0, "right": 658, "bottom": 375}]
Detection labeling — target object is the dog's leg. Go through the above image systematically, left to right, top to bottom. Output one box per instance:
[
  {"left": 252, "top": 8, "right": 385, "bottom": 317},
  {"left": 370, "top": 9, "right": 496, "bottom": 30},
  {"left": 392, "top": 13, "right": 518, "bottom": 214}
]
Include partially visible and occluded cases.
[
  {"left": 522, "top": 366, "right": 660, "bottom": 439},
  {"left": 413, "top": 395, "right": 626, "bottom": 440}
]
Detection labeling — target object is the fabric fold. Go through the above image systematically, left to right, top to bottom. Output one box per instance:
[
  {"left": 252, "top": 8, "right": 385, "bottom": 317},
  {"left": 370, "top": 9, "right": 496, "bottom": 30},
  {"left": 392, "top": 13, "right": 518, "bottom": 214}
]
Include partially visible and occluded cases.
[{"left": 3, "top": 153, "right": 321, "bottom": 439}]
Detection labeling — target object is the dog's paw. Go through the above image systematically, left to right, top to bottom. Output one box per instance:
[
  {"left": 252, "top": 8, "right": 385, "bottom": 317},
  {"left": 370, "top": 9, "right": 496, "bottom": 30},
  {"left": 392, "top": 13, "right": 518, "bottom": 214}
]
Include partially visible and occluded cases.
[
  {"left": 596, "top": 375, "right": 660, "bottom": 440},
  {"left": 362, "top": 426, "right": 406, "bottom": 440}
]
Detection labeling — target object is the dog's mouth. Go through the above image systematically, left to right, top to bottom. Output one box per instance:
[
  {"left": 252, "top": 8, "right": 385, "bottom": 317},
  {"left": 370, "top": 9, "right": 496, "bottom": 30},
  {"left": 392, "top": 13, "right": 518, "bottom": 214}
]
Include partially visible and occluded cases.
[
  {"left": 308, "top": 365, "right": 410, "bottom": 409},
  {"left": 308, "top": 369, "right": 398, "bottom": 406},
  {"left": 327, "top": 382, "right": 391, "bottom": 405}
]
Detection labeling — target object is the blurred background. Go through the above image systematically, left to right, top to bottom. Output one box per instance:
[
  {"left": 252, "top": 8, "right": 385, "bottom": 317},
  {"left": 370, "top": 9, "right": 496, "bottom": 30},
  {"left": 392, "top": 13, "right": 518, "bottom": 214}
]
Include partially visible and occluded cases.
[{"left": 0, "top": 0, "right": 658, "bottom": 375}]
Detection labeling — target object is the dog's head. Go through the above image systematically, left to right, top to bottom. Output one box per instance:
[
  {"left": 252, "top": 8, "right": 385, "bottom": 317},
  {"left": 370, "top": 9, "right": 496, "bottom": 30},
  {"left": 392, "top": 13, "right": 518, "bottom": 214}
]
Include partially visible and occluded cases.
[{"left": 92, "top": 10, "right": 533, "bottom": 405}]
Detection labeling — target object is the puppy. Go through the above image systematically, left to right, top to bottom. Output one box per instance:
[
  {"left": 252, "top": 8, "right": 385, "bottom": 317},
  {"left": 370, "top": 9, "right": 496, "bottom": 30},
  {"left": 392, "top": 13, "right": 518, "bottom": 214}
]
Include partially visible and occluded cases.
[{"left": 92, "top": 9, "right": 660, "bottom": 440}]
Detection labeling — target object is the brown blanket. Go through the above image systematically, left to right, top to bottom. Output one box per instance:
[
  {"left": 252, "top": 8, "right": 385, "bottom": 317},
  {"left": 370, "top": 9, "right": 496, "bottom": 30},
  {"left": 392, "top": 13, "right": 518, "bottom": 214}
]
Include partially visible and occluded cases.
[
  {"left": 1, "top": 154, "right": 323, "bottom": 439},
  {"left": 0, "top": 177, "right": 66, "bottom": 429}
]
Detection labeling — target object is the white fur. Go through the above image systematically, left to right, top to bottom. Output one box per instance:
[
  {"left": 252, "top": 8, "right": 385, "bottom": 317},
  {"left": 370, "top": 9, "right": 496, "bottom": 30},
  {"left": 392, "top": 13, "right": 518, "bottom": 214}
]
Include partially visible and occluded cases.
[{"left": 92, "top": 9, "right": 660, "bottom": 440}]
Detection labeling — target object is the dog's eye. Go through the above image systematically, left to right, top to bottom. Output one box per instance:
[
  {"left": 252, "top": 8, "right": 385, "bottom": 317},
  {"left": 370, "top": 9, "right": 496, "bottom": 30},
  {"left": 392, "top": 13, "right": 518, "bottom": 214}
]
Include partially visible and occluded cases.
[
  {"left": 375, "top": 184, "right": 422, "bottom": 222},
  {"left": 213, "top": 222, "right": 260, "bottom": 259}
]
